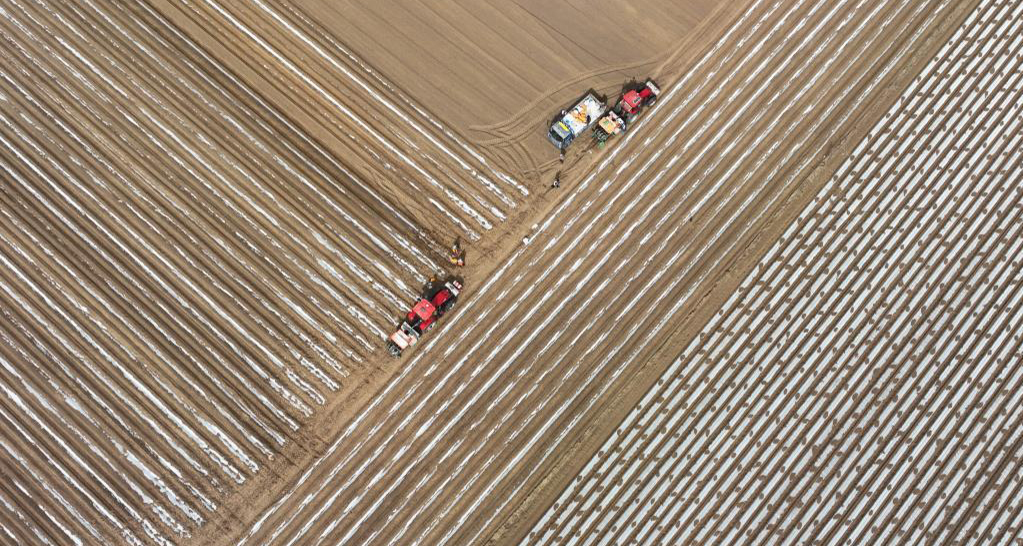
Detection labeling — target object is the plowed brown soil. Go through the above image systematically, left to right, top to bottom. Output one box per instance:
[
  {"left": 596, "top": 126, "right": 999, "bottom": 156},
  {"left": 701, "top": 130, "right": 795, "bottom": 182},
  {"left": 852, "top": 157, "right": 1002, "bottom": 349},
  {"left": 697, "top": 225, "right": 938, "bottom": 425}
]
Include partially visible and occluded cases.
[
  {"left": 0, "top": 0, "right": 1014, "bottom": 545},
  {"left": 296, "top": 0, "right": 716, "bottom": 127}
]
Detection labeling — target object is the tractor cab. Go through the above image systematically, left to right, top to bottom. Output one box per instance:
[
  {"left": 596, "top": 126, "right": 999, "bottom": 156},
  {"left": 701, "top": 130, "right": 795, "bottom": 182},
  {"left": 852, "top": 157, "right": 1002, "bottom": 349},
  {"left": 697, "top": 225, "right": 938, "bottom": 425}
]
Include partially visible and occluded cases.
[
  {"left": 615, "top": 80, "right": 660, "bottom": 120},
  {"left": 620, "top": 89, "right": 646, "bottom": 115},
  {"left": 549, "top": 121, "right": 574, "bottom": 148},
  {"left": 386, "top": 276, "right": 464, "bottom": 357},
  {"left": 387, "top": 298, "right": 437, "bottom": 356},
  {"left": 407, "top": 299, "right": 438, "bottom": 332}
]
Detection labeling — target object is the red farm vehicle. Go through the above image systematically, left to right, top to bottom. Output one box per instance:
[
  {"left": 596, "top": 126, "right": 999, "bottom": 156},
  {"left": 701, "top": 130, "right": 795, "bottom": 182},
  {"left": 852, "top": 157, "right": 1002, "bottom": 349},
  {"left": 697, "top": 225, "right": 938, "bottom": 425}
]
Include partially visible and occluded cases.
[
  {"left": 593, "top": 79, "right": 660, "bottom": 147},
  {"left": 386, "top": 276, "right": 463, "bottom": 357}
]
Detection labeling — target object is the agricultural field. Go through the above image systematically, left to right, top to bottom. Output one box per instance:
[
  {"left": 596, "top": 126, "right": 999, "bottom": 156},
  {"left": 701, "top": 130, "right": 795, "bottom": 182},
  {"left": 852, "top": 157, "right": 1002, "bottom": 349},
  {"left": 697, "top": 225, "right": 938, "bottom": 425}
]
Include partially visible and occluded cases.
[
  {"left": 0, "top": 0, "right": 1018, "bottom": 546},
  {"left": 0, "top": 0, "right": 438, "bottom": 543},
  {"left": 150, "top": 0, "right": 735, "bottom": 183},
  {"left": 281, "top": 0, "right": 720, "bottom": 178},
  {"left": 289, "top": 0, "right": 718, "bottom": 130},
  {"left": 524, "top": 0, "right": 1023, "bottom": 542}
]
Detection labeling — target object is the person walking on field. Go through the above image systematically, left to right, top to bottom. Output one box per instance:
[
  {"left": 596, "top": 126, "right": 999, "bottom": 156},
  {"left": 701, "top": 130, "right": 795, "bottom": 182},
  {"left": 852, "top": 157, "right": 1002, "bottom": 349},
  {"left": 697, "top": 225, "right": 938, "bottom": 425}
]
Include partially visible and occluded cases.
[{"left": 551, "top": 171, "right": 561, "bottom": 189}]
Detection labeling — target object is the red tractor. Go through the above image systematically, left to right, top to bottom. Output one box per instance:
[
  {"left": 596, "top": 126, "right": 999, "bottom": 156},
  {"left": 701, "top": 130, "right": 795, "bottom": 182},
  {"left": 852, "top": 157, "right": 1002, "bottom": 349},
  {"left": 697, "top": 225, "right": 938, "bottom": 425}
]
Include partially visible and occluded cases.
[
  {"left": 593, "top": 79, "right": 660, "bottom": 146},
  {"left": 386, "top": 276, "right": 463, "bottom": 357}
]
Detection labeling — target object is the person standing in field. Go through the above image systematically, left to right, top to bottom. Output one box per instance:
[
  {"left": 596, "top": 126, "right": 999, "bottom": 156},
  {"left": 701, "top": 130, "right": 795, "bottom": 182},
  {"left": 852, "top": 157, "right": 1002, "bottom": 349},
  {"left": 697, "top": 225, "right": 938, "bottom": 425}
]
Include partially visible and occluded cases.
[{"left": 448, "top": 237, "right": 466, "bottom": 267}]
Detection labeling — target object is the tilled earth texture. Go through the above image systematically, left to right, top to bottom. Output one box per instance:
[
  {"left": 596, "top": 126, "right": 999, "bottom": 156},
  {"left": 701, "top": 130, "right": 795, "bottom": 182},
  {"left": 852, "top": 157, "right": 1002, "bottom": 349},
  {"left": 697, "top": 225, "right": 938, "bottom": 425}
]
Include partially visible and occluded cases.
[
  {"left": 0, "top": 0, "right": 1019, "bottom": 545},
  {"left": 150, "top": 0, "right": 726, "bottom": 186}
]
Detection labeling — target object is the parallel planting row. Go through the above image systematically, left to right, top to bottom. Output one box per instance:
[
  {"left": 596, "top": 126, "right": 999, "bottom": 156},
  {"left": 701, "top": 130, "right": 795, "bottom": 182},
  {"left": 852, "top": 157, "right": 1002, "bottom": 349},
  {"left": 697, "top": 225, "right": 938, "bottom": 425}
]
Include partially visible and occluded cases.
[
  {"left": 0, "top": 0, "right": 489, "bottom": 542},
  {"left": 154, "top": 0, "right": 527, "bottom": 241},
  {"left": 226, "top": 0, "right": 967, "bottom": 544},
  {"left": 526, "top": 1, "right": 1023, "bottom": 543}
]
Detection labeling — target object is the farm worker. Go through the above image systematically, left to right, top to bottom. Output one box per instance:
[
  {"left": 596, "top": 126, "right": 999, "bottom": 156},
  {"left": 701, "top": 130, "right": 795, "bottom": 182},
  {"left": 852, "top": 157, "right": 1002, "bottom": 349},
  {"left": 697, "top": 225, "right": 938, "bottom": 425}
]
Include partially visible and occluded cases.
[{"left": 448, "top": 238, "right": 466, "bottom": 267}]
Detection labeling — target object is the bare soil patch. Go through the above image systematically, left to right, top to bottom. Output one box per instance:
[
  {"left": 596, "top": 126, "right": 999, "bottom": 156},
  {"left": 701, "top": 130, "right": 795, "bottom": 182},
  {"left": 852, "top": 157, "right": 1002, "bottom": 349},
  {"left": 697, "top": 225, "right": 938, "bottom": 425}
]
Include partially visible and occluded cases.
[{"left": 287, "top": 0, "right": 724, "bottom": 181}]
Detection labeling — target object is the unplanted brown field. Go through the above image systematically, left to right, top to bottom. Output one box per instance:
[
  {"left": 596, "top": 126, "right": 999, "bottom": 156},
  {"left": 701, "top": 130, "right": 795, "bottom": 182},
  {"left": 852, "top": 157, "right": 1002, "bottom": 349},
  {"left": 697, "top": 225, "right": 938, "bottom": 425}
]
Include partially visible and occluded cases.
[
  {"left": 1, "top": 0, "right": 1018, "bottom": 545},
  {"left": 153, "top": 0, "right": 731, "bottom": 183},
  {"left": 293, "top": 0, "right": 717, "bottom": 129}
]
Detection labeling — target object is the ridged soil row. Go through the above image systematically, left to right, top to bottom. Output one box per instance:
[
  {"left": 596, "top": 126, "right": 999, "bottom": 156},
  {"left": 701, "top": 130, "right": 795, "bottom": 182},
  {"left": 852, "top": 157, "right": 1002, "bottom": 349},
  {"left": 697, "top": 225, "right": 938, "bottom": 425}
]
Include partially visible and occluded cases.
[
  {"left": 0, "top": 0, "right": 457, "bottom": 542},
  {"left": 1, "top": 0, "right": 338, "bottom": 426},
  {"left": 52, "top": 0, "right": 419, "bottom": 337},
  {"left": 152, "top": 0, "right": 519, "bottom": 243},
  {"left": 218, "top": 0, "right": 963, "bottom": 544},
  {"left": 266, "top": 0, "right": 527, "bottom": 203},
  {"left": 491, "top": 0, "right": 961, "bottom": 543},
  {"left": 125, "top": 1, "right": 453, "bottom": 279},
  {"left": 400, "top": 1, "right": 945, "bottom": 544},
  {"left": 523, "top": 1, "right": 1022, "bottom": 543},
  {"left": 536, "top": 1, "right": 1022, "bottom": 541}
]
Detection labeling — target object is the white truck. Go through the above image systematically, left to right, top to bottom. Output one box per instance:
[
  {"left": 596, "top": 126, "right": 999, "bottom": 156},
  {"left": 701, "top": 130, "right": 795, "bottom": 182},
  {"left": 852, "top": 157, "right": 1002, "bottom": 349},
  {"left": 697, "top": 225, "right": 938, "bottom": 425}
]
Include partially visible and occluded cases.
[{"left": 548, "top": 92, "right": 607, "bottom": 150}]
